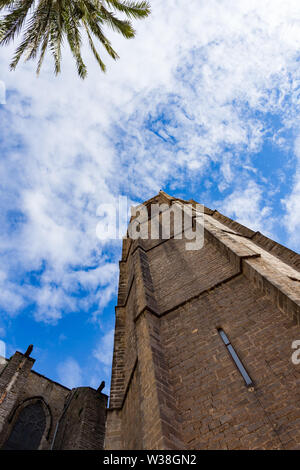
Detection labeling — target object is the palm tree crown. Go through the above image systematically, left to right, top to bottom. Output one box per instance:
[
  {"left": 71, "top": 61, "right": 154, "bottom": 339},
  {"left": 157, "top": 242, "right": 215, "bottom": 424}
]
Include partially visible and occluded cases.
[{"left": 0, "top": 0, "right": 150, "bottom": 78}]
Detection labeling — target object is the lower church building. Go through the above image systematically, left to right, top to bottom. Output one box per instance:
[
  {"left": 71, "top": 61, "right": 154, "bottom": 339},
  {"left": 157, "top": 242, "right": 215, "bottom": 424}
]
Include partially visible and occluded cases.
[
  {"left": 0, "top": 191, "right": 299, "bottom": 450},
  {"left": 0, "top": 347, "right": 107, "bottom": 450}
]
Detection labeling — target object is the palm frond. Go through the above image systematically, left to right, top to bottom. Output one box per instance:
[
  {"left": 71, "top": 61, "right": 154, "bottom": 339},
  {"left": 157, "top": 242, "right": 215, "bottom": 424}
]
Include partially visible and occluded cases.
[
  {"left": 0, "top": 0, "right": 150, "bottom": 78},
  {"left": 0, "top": 0, "right": 35, "bottom": 45},
  {"left": 48, "top": 0, "right": 64, "bottom": 74},
  {"left": 103, "top": 0, "right": 150, "bottom": 19},
  {"left": 63, "top": 4, "right": 87, "bottom": 78},
  {"left": 99, "top": 5, "right": 134, "bottom": 38},
  {"left": 84, "top": 9, "right": 119, "bottom": 60},
  {"left": 83, "top": 18, "right": 106, "bottom": 72},
  {"left": 36, "top": 29, "right": 49, "bottom": 74}
]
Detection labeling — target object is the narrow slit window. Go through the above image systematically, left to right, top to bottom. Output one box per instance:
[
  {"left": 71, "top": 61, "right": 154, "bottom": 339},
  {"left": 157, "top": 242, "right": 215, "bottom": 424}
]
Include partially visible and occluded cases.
[{"left": 217, "top": 328, "right": 253, "bottom": 388}]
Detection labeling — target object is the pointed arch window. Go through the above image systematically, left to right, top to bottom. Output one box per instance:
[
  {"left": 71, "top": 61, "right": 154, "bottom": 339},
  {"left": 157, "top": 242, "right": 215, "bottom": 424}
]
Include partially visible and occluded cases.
[{"left": 3, "top": 401, "right": 46, "bottom": 450}]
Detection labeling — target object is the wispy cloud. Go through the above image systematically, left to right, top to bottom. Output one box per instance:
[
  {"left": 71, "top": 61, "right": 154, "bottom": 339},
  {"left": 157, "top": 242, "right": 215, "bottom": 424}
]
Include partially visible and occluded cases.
[
  {"left": 0, "top": 0, "right": 300, "bottom": 381},
  {"left": 282, "top": 134, "right": 300, "bottom": 247},
  {"left": 217, "top": 180, "right": 274, "bottom": 235},
  {"left": 93, "top": 329, "right": 114, "bottom": 367},
  {"left": 57, "top": 357, "right": 82, "bottom": 389}
]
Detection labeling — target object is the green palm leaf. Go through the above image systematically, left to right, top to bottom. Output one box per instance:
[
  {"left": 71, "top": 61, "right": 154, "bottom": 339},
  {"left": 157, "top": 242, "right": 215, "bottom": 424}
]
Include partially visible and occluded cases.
[{"left": 0, "top": 0, "right": 150, "bottom": 78}]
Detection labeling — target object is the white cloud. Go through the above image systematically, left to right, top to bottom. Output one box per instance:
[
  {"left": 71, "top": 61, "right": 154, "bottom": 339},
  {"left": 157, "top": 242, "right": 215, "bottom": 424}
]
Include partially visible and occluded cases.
[
  {"left": 0, "top": 0, "right": 300, "bottom": 328},
  {"left": 282, "top": 135, "right": 300, "bottom": 249},
  {"left": 282, "top": 176, "right": 300, "bottom": 247},
  {"left": 218, "top": 180, "right": 274, "bottom": 235},
  {"left": 0, "top": 270, "right": 27, "bottom": 314},
  {"left": 93, "top": 329, "right": 114, "bottom": 367},
  {"left": 58, "top": 333, "right": 67, "bottom": 343},
  {"left": 57, "top": 357, "right": 82, "bottom": 389}
]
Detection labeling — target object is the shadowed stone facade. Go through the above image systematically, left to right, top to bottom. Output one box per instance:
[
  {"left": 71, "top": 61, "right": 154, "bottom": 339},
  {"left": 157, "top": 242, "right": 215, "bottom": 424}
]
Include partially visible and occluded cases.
[
  {"left": 105, "top": 190, "right": 300, "bottom": 450},
  {"left": 0, "top": 350, "right": 107, "bottom": 450}
]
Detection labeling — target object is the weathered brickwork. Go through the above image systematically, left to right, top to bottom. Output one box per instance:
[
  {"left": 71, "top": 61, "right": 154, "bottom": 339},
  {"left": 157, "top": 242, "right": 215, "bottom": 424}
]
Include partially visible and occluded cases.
[
  {"left": 105, "top": 190, "right": 300, "bottom": 450},
  {"left": 148, "top": 236, "right": 236, "bottom": 313},
  {"left": 160, "top": 276, "right": 300, "bottom": 449},
  {"left": 0, "top": 350, "right": 107, "bottom": 450},
  {"left": 0, "top": 352, "right": 37, "bottom": 445},
  {"left": 0, "top": 359, "right": 7, "bottom": 375},
  {"left": 120, "top": 365, "right": 143, "bottom": 449},
  {"left": 52, "top": 387, "right": 107, "bottom": 450}
]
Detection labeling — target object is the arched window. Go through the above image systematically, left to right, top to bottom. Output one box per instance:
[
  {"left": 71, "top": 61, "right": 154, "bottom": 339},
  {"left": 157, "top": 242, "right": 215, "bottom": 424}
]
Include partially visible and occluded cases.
[{"left": 3, "top": 401, "right": 46, "bottom": 450}]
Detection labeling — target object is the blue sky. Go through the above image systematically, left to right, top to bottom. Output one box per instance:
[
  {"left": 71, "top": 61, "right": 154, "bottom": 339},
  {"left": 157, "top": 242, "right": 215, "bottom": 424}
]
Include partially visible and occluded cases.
[{"left": 0, "top": 1, "right": 300, "bottom": 393}]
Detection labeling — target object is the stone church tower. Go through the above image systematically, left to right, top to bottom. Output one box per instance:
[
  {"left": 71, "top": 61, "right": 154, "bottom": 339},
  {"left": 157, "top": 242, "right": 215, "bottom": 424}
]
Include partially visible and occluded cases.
[{"left": 105, "top": 190, "right": 300, "bottom": 450}]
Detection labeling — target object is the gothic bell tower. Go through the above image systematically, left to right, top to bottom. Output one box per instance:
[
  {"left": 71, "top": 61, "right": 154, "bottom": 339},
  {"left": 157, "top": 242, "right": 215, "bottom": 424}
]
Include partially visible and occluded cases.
[{"left": 105, "top": 191, "right": 300, "bottom": 450}]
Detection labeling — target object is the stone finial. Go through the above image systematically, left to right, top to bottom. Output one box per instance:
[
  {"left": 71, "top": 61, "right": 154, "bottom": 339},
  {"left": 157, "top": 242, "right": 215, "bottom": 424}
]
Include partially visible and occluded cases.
[
  {"left": 24, "top": 344, "right": 33, "bottom": 357},
  {"left": 97, "top": 380, "right": 105, "bottom": 393}
]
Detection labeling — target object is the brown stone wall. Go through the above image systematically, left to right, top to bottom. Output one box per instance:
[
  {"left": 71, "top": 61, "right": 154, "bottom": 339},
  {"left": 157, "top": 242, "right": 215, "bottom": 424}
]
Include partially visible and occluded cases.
[
  {"left": 106, "top": 191, "right": 300, "bottom": 450},
  {"left": 148, "top": 236, "right": 236, "bottom": 313},
  {"left": 160, "top": 274, "right": 300, "bottom": 449},
  {"left": 123, "top": 280, "right": 138, "bottom": 394},
  {"left": 135, "top": 310, "right": 184, "bottom": 449},
  {"left": 0, "top": 352, "right": 69, "bottom": 449},
  {"left": 0, "top": 352, "right": 36, "bottom": 446},
  {"left": 0, "top": 354, "right": 107, "bottom": 450},
  {"left": 0, "top": 358, "right": 7, "bottom": 375},
  {"left": 121, "top": 365, "right": 143, "bottom": 449},
  {"left": 20, "top": 370, "right": 70, "bottom": 448},
  {"left": 52, "top": 387, "right": 107, "bottom": 450}
]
